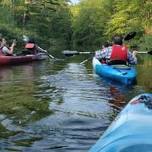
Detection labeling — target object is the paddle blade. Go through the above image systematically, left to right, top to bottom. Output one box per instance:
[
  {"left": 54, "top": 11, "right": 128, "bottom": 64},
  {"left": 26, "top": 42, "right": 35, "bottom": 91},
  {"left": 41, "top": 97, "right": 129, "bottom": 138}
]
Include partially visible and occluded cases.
[
  {"left": 124, "top": 32, "right": 136, "bottom": 41},
  {"left": 62, "top": 50, "right": 79, "bottom": 57},
  {"left": 148, "top": 50, "right": 152, "bottom": 55}
]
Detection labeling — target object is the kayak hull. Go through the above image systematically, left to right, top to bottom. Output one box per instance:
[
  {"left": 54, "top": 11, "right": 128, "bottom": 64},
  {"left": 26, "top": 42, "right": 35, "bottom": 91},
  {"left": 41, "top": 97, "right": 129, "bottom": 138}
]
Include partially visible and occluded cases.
[
  {"left": 0, "top": 53, "right": 47, "bottom": 65},
  {"left": 92, "top": 57, "right": 137, "bottom": 85},
  {"left": 89, "top": 93, "right": 152, "bottom": 152}
]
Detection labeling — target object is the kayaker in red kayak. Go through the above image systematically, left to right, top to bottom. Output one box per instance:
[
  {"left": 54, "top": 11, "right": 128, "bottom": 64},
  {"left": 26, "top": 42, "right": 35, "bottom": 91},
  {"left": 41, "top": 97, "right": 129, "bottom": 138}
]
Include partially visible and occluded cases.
[
  {"left": 95, "top": 35, "right": 138, "bottom": 65},
  {"left": 0, "top": 38, "right": 16, "bottom": 56},
  {"left": 23, "top": 38, "right": 47, "bottom": 55},
  {"left": 24, "top": 38, "right": 39, "bottom": 55}
]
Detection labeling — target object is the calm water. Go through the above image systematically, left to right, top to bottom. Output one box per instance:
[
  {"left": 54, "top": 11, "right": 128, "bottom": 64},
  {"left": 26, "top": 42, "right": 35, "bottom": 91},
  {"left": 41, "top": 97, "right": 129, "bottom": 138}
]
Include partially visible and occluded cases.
[{"left": 0, "top": 56, "right": 151, "bottom": 152}]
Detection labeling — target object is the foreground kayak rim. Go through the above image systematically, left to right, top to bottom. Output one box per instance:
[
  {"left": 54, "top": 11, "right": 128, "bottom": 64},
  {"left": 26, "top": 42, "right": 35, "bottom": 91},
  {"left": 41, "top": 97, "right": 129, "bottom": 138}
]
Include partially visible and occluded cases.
[
  {"left": 0, "top": 53, "right": 48, "bottom": 65},
  {"left": 92, "top": 57, "right": 137, "bottom": 85},
  {"left": 88, "top": 93, "right": 152, "bottom": 152}
]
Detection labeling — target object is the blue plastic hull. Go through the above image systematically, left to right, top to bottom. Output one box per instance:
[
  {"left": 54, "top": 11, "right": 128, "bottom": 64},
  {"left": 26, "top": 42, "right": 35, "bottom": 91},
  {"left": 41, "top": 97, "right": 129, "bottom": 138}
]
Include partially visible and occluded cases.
[
  {"left": 92, "top": 57, "right": 137, "bottom": 85},
  {"left": 88, "top": 93, "right": 152, "bottom": 152}
]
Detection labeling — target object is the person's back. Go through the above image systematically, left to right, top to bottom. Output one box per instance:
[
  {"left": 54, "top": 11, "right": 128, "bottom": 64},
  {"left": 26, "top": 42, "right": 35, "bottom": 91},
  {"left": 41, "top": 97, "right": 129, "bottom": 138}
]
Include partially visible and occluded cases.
[
  {"left": 95, "top": 35, "right": 137, "bottom": 65},
  {"left": 109, "top": 36, "right": 128, "bottom": 64},
  {"left": 24, "top": 38, "right": 44, "bottom": 55},
  {"left": 24, "top": 38, "right": 37, "bottom": 55},
  {"left": 25, "top": 43, "right": 37, "bottom": 54}
]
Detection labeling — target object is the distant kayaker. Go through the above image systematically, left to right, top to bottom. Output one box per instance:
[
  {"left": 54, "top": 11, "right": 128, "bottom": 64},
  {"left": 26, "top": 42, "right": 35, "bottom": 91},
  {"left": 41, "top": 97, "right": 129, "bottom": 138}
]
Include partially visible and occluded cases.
[
  {"left": 95, "top": 35, "right": 137, "bottom": 65},
  {"left": 0, "top": 38, "right": 16, "bottom": 56},
  {"left": 23, "top": 38, "right": 47, "bottom": 55},
  {"left": 24, "top": 38, "right": 38, "bottom": 55}
]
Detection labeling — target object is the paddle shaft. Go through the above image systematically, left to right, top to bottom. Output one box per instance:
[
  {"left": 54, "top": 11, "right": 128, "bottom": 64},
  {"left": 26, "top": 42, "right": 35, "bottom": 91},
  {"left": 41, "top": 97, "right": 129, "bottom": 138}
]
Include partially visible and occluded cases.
[
  {"left": 37, "top": 46, "right": 55, "bottom": 59},
  {"left": 62, "top": 50, "right": 94, "bottom": 56},
  {"left": 44, "top": 51, "right": 55, "bottom": 59},
  {"left": 78, "top": 51, "right": 93, "bottom": 54},
  {"left": 137, "top": 51, "right": 152, "bottom": 55},
  {"left": 80, "top": 57, "right": 92, "bottom": 64}
]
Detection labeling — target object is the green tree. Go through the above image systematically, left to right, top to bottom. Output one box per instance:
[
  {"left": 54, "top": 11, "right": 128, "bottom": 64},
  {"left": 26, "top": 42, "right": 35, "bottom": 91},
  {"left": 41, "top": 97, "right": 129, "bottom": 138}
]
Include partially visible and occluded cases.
[
  {"left": 0, "top": 0, "right": 72, "bottom": 52},
  {"left": 71, "top": 0, "right": 113, "bottom": 50}
]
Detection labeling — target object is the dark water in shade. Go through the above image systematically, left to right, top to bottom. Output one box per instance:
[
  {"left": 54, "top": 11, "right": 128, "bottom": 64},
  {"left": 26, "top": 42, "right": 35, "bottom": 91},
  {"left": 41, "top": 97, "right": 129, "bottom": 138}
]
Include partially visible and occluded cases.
[{"left": 0, "top": 56, "right": 151, "bottom": 152}]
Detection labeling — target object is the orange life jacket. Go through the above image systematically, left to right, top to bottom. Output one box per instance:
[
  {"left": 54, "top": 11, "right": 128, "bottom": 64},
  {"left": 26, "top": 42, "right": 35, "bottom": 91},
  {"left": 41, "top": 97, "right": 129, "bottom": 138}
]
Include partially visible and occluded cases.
[{"left": 25, "top": 43, "right": 35, "bottom": 49}]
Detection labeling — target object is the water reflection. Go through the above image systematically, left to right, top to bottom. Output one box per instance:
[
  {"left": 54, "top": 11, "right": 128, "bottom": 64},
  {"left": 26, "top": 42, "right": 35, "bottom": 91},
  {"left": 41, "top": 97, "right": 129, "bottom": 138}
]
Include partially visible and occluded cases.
[
  {"left": 0, "top": 56, "right": 151, "bottom": 152},
  {"left": 0, "top": 62, "right": 52, "bottom": 147},
  {"left": 28, "top": 63, "right": 113, "bottom": 152},
  {"left": 47, "top": 63, "right": 113, "bottom": 118},
  {"left": 109, "top": 86, "right": 126, "bottom": 110}
]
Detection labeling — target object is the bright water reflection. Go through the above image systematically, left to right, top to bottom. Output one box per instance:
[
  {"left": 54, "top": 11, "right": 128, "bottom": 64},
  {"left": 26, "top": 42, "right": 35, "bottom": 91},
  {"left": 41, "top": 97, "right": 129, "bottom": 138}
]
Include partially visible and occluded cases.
[{"left": 0, "top": 56, "right": 151, "bottom": 151}]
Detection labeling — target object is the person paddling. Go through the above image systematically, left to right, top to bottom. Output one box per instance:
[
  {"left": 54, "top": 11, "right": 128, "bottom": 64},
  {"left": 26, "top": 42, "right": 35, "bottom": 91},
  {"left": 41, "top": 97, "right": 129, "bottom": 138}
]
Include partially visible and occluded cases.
[
  {"left": 95, "top": 35, "right": 137, "bottom": 65},
  {"left": 23, "top": 38, "right": 47, "bottom": 55}
]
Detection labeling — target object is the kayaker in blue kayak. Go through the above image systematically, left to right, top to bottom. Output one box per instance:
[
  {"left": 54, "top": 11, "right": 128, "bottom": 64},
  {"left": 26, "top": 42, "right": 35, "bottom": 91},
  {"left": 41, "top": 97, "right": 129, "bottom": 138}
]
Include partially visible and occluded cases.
[{"left": 95, "top": 35, "right": 137, "bottom": 65}]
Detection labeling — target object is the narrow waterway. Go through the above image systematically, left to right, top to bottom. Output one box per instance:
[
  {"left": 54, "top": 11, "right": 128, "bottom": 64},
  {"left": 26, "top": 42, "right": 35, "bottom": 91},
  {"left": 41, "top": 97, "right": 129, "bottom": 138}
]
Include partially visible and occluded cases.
[{"left": 0, "top": 55, "right": 151, "bottom": 152}]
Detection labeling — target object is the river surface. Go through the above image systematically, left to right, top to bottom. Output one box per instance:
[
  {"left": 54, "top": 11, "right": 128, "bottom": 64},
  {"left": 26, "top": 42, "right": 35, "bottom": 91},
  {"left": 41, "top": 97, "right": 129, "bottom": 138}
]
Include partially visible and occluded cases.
[{"left": 0, "top": 55, "right": 151, "bottom": 152}]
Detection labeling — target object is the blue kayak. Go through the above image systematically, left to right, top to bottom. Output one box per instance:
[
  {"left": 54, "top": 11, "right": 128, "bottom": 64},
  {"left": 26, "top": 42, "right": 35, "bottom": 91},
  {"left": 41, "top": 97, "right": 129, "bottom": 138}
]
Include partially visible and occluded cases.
[
  {"left": 92, "top": 57, "right": 137, "bottom": 85},
  {"left": 88, "top": 93, "right": 152, "bottom": 152}
]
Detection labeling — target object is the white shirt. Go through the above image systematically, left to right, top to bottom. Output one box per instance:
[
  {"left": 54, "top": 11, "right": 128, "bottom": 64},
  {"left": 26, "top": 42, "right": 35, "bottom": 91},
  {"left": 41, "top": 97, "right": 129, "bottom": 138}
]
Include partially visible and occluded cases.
[{"left": 1, "top": 46, "right": 11, "bottom": 55}]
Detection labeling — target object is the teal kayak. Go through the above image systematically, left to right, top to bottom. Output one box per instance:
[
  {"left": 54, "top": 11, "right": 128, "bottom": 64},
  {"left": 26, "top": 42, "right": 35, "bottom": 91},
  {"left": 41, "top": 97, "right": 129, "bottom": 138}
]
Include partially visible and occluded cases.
[
  {"left": 92, "top": 57, "right": 137, "bottom": 85},
  {"left": 88, "top": 93, "right": 152, "bottom": 152}
]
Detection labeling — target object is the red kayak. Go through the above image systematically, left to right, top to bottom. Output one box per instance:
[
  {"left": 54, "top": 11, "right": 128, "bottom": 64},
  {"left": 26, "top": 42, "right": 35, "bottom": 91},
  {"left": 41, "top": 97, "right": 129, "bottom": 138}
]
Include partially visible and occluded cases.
[{"left": 0, "top": 53, "right": 48, "bottom": 65}]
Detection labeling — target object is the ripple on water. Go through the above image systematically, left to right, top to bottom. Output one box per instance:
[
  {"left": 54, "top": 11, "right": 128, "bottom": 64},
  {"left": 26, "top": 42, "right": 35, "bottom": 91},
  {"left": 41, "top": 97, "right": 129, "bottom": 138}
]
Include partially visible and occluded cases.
[{"left": 0, "top": 62, "right": 128, "bottom": 152}]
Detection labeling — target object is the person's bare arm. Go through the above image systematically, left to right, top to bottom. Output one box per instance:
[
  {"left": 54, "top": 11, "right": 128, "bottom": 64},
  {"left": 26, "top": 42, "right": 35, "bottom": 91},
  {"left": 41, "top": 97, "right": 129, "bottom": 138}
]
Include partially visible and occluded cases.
[{"left": 9, "top": 40, "right": 16, "bottom": 54}]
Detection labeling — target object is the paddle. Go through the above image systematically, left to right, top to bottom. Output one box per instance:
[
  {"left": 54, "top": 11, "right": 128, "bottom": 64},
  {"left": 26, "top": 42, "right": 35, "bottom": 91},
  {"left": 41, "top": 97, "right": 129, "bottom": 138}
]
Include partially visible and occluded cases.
[
  {"left": 63, "top": 32, "right": 137, "bottom": 57},
  {"left": 123, "top": 32, "right": 136, "bottom": 41},
  {"left": 22, "top": 35, "right": 56, "bottom": 59},
  {"left": 37, "top": 47, "right": 55, "bottom": 59},
  {"left": 62, "top": 50, "right": 94, "bottom": 57},
  {"left": 137, "top": 50, "right": 152, "bottom": 55},
  {"left": 80, "top": 57, "right": 92, "bottom": 64}
]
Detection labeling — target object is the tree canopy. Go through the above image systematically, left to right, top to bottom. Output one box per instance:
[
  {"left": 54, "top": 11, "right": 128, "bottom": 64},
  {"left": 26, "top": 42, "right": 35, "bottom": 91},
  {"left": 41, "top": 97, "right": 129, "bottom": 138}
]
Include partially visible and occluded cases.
[
  {"left": 0, "top": 0, "right": 151, "bottom": 52},
  {"left": 71, "top": 0, "right": 152, "bottom": 51}
]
